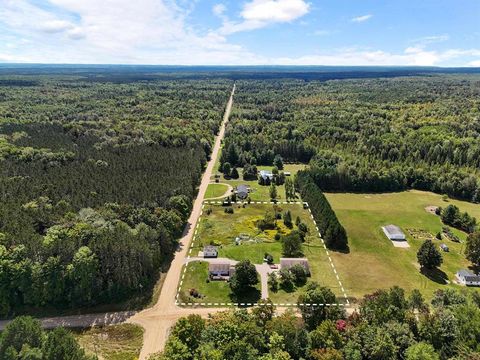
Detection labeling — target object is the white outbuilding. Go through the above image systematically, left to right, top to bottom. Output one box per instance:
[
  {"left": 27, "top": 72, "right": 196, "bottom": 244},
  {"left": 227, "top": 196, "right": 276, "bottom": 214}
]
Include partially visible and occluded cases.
[
  {"left": 382, "top": 225, "right": 406, "bottom": 241},
  {"left": 456, "top": 269, "right": 480, "bottom": 286}
]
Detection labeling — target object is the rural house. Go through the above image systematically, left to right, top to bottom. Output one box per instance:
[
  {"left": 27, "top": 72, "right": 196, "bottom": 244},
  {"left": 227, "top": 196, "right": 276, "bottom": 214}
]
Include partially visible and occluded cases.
[
  {"left": 259, "top": 170, "right": 274, "bottom": 181},
  {"left": 236, "top": 184, "right": 249, "bottom": 200},
  {"left": 382, "top": 225, "right": 406, "bottom": 241},
  {"left": 203, "top": 245, "right": 218, "bottom": 258},
  {"left": 280, "top": 258, "right": 310, "bottom": 274},
  {"left": 209, "top": 261, "right": 236, "bottom": 278},
  {"left": 456, "top": 269, "right": 480, "bottom": 286}
]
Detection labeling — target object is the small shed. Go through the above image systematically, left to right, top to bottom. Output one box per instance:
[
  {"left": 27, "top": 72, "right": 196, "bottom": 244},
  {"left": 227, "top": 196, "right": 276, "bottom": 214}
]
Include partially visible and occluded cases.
[
  {"left": 284, "top": 172, "right": 291, "bottom": 176},
  {"left": 236, "top": 184, "right": 249, "bottom": 199},
  {"left": 382, "top": 225, "right": 406, "bottom": 241},
  {"left": 440, "top": 243, "right": 449, "bottom": 252},
  {"left": 203, "top": 245, "right": 218, "bottom": 258},
  {"left": 280, "top": 258, "right": 310, "bottom": 274},
  {"left": 209, "top": 261, "right": 235, "bottom": 277},
  {"left": 456, "top": 269, "right": 480, "bottom": 286}
]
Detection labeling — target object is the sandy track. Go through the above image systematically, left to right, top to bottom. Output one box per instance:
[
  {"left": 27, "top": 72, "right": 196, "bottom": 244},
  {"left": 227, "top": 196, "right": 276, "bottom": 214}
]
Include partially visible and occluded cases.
[{"left": 128, "top": 84, "right": 236, "bottom": 359}]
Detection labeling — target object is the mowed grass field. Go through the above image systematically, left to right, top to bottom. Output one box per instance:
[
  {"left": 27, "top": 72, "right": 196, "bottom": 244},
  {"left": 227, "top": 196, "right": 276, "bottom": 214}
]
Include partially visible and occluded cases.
[
  {"left": 205, "top": 183, "right": 230, "bottom": 199},
  {"left": 325, "top": 190, "right": 480, "bottom": 300},
  {"left": 179, "top": 203, "right": 344, "bottom": 304}
]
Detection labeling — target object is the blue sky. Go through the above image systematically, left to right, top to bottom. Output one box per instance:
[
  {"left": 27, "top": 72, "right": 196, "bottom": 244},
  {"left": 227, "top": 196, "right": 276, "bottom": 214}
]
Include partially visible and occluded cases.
[{"left": 0, "top": 0, "right": 479, "bottom": 66}]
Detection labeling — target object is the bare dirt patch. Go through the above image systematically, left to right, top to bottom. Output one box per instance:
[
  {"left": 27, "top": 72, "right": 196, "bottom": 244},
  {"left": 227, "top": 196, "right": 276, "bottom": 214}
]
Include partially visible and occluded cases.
[{"left": 425, "top": 205, "right": 439, "bottom": 214}]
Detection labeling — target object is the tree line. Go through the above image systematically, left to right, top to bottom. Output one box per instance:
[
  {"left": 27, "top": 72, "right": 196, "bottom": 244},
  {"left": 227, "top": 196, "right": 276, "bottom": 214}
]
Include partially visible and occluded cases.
[
  {"left": 296, "top": 171, "right": 348, "bottom": 251},
  {"left": 152, "top": 285, "right": 480, "bottom": 360}
]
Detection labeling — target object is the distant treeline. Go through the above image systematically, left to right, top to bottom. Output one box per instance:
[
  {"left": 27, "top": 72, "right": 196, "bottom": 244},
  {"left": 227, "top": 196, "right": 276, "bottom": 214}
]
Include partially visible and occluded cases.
[{"left": 223, "top": 76, "right": 480, "bottom": 202}]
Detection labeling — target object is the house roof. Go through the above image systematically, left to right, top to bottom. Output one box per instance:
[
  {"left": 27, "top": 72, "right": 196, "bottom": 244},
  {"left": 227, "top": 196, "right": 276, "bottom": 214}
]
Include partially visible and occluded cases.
[
  {"left": 259, "top": 170, "right": 273, "bottom": 179},
  {"left": 237, "top": 184, "right": 248, "bottom": 193},
  {"left": 382, "top": 225, "right": 405, "bottom": 237},
  {"left": 204, "top": 245, "right": 217, "bottom": 252},
  {"left": 280, "top": 258, "right": 310, "bottom": 271},
  {"left": 209, "top": 262, "right": 231, "bottom": 272},
  {"left": 457, "top": 269, "right": 480, "bottom": 281}
]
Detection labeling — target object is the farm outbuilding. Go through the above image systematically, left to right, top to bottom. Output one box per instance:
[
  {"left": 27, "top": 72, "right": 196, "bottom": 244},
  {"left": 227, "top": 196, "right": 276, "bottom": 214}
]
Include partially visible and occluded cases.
[
  {"left": 382, "top": 225, "right": 406, "bottom": 241},
  {"left": 203, "top": 245, "right": 218, "bottom": 258},
  {"left": 280, "top": 258, "right": 310, "bottom": 274},
  {"left": 456, "top": 269, "right": 480, "bottom": 286}
]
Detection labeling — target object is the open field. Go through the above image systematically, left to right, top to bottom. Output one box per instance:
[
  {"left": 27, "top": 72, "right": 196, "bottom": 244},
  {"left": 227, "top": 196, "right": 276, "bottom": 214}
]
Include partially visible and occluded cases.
[
  {"left": 205, "top": 183, "right": 230, "bottom": 198},
  {"left": 325, "top": 190, "right": 480, "bottom": 300},
  {"left": 177, "top": 202, "right": 345, "bottom": 305},
  {"left": 75, "top": 324, "right": 143, "bottom": 360}
]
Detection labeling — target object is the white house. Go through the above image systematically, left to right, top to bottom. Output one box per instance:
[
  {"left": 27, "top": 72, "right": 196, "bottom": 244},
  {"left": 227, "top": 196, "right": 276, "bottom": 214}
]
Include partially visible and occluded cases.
[
  {"left": 259, "top": 170, "right": 274, "bottom": 181},
  {"left": 382, "top": 225, "right": 406, "bottom": 241},
  {"left": 203, "top": 245, "right": 218, "bottom": 258},
  {"left": 280, "top": 258, "right": 310, "bottom": 275},
  {"left": 456, "top": 269, "right": 480, "bottom": 286}
]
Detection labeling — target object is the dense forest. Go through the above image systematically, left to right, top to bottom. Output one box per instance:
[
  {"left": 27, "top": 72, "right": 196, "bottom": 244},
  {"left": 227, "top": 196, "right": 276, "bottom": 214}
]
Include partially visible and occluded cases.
[
  {"left": 0, "top": 75, "right": 231, "bottom": 316},
  {"left": 222, "top": 76, "right": 480, "bottom": 202},
  {"left": 153, "top": 286, "right": 480, "bottom": 360}
]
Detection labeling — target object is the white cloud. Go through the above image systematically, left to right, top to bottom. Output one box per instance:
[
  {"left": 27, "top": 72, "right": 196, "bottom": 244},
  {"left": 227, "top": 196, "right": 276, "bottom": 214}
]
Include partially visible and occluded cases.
[
  {"left": 218, "top": 0, "right": 310, "bottom": 35},
  {"left": 241, "top": 0, "right": 310, "bottom": 22},
  {"left": 213, "top": 4, "right": 227, "bottom": 17},
  {"left": 351, "top": 14, "right": 372, "bottom": 23},
  {"left": 39, "top": 20, "right": 74, "bottom": 33},
  {"left": 412, "top": 34, "right": 450, "bottom": 45},
  {"left": 272, "top": 47, "right": 480, "bottom": 66},
  {"left": 468, "top": 60, "right": 480, "bottom": 66}
]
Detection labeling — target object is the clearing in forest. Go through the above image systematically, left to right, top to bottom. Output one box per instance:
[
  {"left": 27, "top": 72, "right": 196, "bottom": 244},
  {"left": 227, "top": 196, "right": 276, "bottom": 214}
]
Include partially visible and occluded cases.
[{"left": 176, "top": 201, "right": 348, "bottom": 306}]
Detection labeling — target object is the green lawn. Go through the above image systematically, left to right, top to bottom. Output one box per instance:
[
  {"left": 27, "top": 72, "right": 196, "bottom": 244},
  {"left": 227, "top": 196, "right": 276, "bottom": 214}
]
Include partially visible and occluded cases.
[
  {"left": 205, "top": 183, "right": 230, "bottom": 199},
  {"left": 325, "top": 190, "right": 480, "bottom": 301},
  {"left": 181, "top": 203, "right": 344, "bottom": 304},
  {"left": 178, "top": 261, "right": 261, "bottom": 305},
  {"left": 75, "top": 324, "right": 143, "bottom": 360}
]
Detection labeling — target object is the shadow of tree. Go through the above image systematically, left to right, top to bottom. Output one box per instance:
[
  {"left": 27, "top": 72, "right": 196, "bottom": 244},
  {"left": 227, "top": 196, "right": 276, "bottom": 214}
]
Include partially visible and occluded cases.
[
  {"left": 421, "top": 267, "right": 448, "bottom": 285},
  {"left": 230, "top": 287, "right": 261, "bottom": 305}
]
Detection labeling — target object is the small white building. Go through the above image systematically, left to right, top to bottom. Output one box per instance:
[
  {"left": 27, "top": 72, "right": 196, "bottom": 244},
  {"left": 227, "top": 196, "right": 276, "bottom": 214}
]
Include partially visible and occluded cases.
[
  {"left": 382, "top": 225, "right": 406, "bottom": 241},
  {"left": 203, "top": 245, "right": 218, "bottom": 258},
  {"left": 280, "top": 258, "right": 310, "bottom": 274},
  {"left": 456, "top": 269, "right": 480, "bottom": 286}
]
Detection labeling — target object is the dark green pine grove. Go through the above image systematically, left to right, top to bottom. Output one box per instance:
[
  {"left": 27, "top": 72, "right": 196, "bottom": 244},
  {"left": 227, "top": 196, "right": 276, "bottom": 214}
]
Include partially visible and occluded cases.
[
  {"left": 0, "top": 75, "right": 232, "bottom": 317},
  {"left": 221, "top": 77, "right": 480, "bottom": 202},
  {"left": 296, "top": 172, "right": 348, "bottom": 250}
]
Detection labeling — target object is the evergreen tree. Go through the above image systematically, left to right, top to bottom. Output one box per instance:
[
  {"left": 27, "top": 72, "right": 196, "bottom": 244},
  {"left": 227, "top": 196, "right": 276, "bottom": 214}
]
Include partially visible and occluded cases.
[{"left": 417, "top": 240, "right": 443, "bottom": 269}]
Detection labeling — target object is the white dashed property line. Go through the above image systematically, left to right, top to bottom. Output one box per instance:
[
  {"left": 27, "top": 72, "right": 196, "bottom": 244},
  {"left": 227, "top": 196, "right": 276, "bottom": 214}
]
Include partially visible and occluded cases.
[{"left": 176, "top": 200, "right": 350, "bottom": 307}]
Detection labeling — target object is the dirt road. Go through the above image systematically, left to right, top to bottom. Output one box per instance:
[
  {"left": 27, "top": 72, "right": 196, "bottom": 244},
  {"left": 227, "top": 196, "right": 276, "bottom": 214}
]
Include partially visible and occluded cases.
[{"left": 127, "top": 84, "right": 236, "bottom": 359}]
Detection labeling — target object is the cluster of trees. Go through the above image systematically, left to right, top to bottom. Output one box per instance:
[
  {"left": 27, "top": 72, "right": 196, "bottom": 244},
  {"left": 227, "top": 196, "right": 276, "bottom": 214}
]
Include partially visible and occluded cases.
[
  {"left": 0, "top": 75, "right": 232, "bottom": 316},
  {"left": 222, "top": 77, "right": 480, "bottom": 203},
  {"left": 296, "top": 172, "right": 348, "bottom": 250},
  {"left": 0, "top": 198, "right": 189, "bottom": 316},
  {"left": 439, "top": 205, "right": 477, "bottom": 233},
  {"left": 153, "top": 285, "right": 480, "bottom": 360},
  {"left": 0, "top": 316, "right": 94, "bottom": 360}
]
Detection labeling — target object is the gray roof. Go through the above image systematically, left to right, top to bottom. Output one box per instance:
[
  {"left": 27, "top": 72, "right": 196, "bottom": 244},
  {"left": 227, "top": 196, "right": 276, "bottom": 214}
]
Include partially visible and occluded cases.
[
  {"left": 237, "top": 184, "right": 248, "bottom": 193},
  {"left": 383, "top": 225, "right": 405, "bottom": 237},
  {"left": 204, "top": 245, "right": 217, "bottom": 252},
  {"left": 280, "top": 258, "right": 310, "bottom": 272},
  {"left": 457, "top": 269, "right": 480, "bottom": 281}
]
